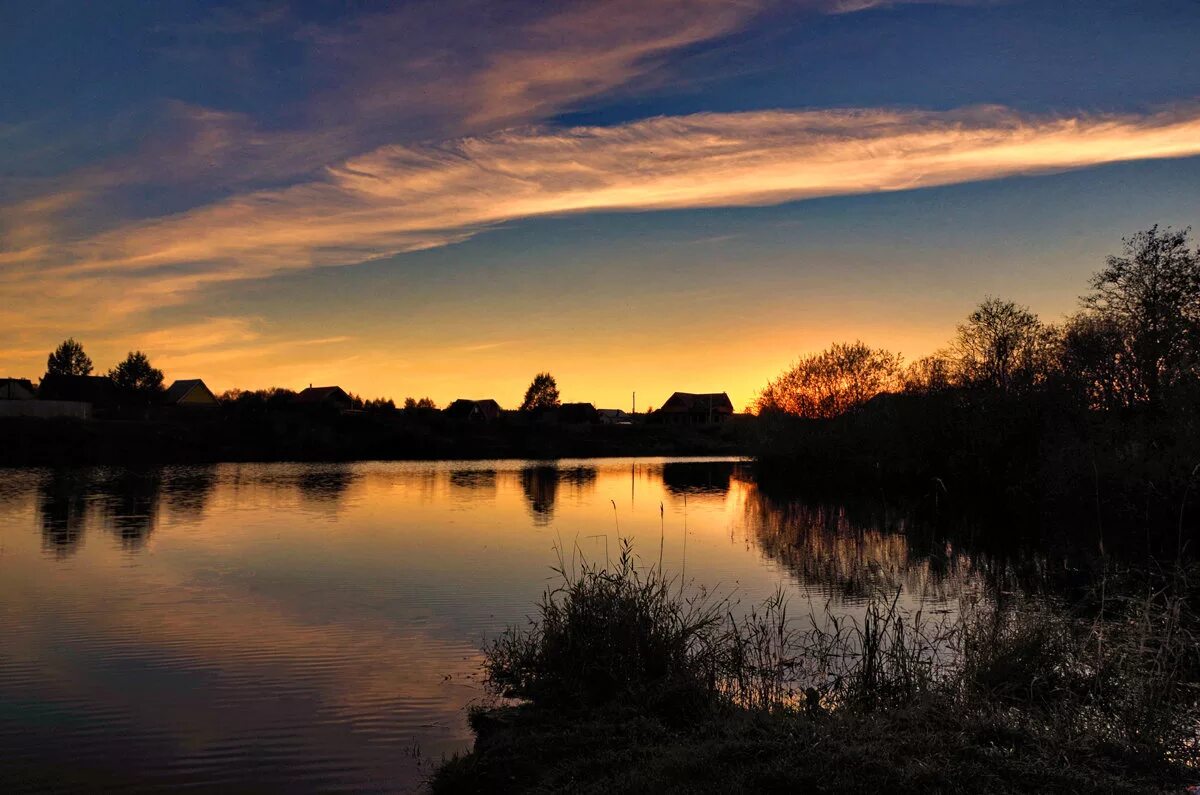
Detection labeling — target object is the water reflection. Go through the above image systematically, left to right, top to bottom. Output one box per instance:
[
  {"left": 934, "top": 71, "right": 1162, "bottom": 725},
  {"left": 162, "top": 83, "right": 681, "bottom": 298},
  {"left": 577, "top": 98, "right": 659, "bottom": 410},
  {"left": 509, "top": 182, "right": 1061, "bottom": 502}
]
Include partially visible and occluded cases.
[
  {"left": 1, "top": 458, "right": 1058, "bottom": 794},
  {"left": 662, "top": 460, "right": 732, "bottom": 498},
  {"left": 295, "top": 463, "right": 357, "bottom": 506},
  {"left": 519, "top": 464, "right": 597, "bottom": 525},
  {"left": 161, "top": 465, "right": 217, "bottom": 522},
  {"left": 520, "top": 466, "right": 558, "bottom": 524},
  {"left": 449, "top": 468, "right": 497, "bottom": 495},
  {"left": 37, "top": 469, "right": 91, "bottom": 558},
  {"left": 96, "top": 469, "right": 161, "bottom": 550},
  {"left": 740, "top": 478, "right": 1049, "bottom": 603}
]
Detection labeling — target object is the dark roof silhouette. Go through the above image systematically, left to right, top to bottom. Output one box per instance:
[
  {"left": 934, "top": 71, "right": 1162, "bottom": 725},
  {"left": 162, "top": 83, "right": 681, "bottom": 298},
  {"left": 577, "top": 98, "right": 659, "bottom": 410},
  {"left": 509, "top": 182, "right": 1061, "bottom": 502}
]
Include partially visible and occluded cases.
[
  {"left": 38, "top": 374, "right": 119, "bottom": 405},
  {"left": 0, "top": 378, "right": 35, "bottom": 400},
  {"left": 163, "top": 378, "right": 219, "bottom": 406},
  {"left": 293, "top": 385, "right": 352, "bottom": 406},
  {"left": 659, "top": 392, "right": 734, "bottom": 415},
  {"left": 444, "top": 398, "right": 502, "bottom": 420},
  {"left": 556, "top": 402, "right": 599, "bottom": 423}
]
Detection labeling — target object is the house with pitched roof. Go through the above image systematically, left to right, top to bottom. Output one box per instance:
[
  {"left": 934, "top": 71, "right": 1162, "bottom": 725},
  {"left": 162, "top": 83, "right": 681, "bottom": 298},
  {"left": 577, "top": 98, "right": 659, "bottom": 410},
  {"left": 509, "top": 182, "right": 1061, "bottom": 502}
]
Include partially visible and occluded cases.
[
  {"left": 0, "top": 378, "right": 35, "bottom": 400},
  {"left": 163, "top": 379, "right": 220, "bottom": 408},
  {"left": 293, "top": 385, "right": 353, "bottom": 410},
  {"left": 652, "top": 392, "right": 735, "bottom": 425},
  {"left": 444, "top": 398, "right": 502, "bottom": 422}
]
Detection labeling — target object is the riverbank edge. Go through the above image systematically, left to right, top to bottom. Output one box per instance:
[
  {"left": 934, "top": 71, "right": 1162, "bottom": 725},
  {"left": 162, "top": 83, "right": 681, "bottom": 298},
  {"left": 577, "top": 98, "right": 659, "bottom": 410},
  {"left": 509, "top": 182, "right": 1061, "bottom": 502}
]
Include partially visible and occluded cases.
[
  {"left": 0, "top": 415, "right": 751, "bottom": 467},
  {"left": 431, "top": 697, "right": 1181, "bottom": 794}
]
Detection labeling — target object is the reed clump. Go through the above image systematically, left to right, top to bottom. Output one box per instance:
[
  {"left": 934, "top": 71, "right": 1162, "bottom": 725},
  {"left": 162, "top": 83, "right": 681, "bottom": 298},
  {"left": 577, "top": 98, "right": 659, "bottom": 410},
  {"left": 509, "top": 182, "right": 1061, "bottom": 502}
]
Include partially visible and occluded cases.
[{"left": 435, "top": 545, "right": 1200, "bottom": 793}]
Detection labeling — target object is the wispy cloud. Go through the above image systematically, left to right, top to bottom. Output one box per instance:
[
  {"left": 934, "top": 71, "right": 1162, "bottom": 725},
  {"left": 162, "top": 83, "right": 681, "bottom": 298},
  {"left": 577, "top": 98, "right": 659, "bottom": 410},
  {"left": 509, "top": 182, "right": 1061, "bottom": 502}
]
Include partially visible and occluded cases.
[
  {"left": 0, "top": 0, "right": 982, "bottom": 251},
  {"left": 1, "top": 0, "right": 1187, "bottom": 383},
  {"left": 7, "top": 103, "right": 1200, "bottom": 327},
  {"left": 453, "top": 341, "right": 521, "bottom": 354}
]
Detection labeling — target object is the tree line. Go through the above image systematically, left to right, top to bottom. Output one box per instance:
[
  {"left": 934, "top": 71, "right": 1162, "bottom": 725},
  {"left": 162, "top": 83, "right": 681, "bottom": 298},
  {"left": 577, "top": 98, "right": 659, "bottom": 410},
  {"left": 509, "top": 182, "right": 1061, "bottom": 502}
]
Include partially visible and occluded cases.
[
  {"left": 757, "top": 225, "right": 1200, "bottom": 418},
  {"left": 36, "top": 340, "right": 569, "bottom": 414},
  {"left": 44, "top": 341, "right": 166, "bottom": 403}
]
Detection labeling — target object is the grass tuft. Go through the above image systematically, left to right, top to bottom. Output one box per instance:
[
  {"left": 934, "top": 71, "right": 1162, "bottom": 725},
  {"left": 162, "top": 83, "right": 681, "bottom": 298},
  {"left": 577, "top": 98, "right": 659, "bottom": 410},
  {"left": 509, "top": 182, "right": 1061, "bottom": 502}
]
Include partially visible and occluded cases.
[{"left": 436, "top": 544, "right": 1200, "bottom": 793}]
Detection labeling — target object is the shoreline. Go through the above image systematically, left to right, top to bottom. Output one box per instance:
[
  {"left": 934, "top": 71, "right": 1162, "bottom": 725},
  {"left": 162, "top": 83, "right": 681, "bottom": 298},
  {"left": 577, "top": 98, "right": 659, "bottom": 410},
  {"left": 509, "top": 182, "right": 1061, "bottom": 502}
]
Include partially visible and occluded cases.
[{"left": 0, "top": 415, "right": 753, "bottom": 468}]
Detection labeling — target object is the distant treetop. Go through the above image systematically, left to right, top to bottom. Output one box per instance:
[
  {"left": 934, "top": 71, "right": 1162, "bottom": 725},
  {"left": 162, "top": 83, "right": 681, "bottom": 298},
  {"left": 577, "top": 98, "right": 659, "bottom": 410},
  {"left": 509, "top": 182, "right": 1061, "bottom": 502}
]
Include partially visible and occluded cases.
[
  {"left": 46, "top": 338, "right": 93, "bottom": 377},
  {"left": 108, "top": 350, "right": 165, "bottom": 401},
  {"left": 520, "top": 372, "right": 561, "bottom": 411},
  {"left": 404, "top": 396, "right": 437, "bottom": 410}
]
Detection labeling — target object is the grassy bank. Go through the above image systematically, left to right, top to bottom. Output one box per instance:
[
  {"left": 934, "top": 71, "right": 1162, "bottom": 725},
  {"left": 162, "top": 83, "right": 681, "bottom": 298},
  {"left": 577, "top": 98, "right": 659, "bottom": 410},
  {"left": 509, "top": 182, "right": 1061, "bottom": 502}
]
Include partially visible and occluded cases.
[{"left": 434, "top": 545, "right": 1199, "bottom": 793}]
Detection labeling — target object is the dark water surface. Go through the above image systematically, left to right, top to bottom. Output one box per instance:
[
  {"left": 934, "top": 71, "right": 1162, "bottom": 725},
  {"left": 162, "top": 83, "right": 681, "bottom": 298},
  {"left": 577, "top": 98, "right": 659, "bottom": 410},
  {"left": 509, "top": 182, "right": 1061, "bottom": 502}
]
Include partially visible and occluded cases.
[{"left": 0, "top": 458, "right": 1007, "bottom": 793}]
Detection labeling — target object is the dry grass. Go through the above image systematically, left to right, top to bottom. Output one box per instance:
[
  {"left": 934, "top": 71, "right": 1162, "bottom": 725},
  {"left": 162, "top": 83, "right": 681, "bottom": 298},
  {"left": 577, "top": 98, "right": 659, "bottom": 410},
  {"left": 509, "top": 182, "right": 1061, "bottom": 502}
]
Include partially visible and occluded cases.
[{"left": 440, "top": 544, "right": 1200, "bottom": 792}]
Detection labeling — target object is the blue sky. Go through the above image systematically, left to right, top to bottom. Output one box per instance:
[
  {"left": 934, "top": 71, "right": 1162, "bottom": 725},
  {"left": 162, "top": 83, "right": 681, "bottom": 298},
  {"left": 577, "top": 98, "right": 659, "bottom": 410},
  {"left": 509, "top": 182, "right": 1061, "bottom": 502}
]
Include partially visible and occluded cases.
[{"left": 3, "top": 0, "right": 1200, "bottom": 409}]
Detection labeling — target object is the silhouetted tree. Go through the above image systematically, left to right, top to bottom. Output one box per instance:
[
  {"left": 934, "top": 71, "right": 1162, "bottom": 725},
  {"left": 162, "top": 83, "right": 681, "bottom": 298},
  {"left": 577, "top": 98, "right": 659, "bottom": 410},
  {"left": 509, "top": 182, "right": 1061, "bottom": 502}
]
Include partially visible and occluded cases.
[
  {"left": 1081, "top": 225, "right": 1200, "bottom": 406},
  {"left": 953, "top": 297, "right": 1057, "bottom": 393},
  {"left": 1060, "top": 312, "right": 1136, "bottom": 410},
  {"left": 45, "top": 337, "right": 93, "bottom": 376},
  {"left": 757, "top": 341, "right": 901, "bottom": 418},
  {"left": 108, "top": 351, "right": 164, "bottom": 402},
  {"left": 903, "top": 353, "right": 954, "bottom": 394},
  {"left": 520, "top": 372, "right": 561, "bottom": 411},
  {"left": 218, "top": 387, "right": 296, "bottom": 411},
  {"left": 404, "top": 396, "right": 437, "bottom": 410},
  {"left": 365, "top": 397, "right": 396, "bottom": 412}
]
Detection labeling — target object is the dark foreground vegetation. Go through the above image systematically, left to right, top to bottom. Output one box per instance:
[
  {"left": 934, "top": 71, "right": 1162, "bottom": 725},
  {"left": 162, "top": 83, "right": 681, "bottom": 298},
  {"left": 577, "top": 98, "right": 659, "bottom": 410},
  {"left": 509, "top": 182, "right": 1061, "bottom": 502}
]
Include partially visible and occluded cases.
[
  {"left": 752, "top": 226, "right": 1200, "bottom": 557},
  {"left": 0, "top": 410, "right": 748, "bottom": 466},
  {"left": 434, "top": 546, "right": 1200, "bottom": 793}
]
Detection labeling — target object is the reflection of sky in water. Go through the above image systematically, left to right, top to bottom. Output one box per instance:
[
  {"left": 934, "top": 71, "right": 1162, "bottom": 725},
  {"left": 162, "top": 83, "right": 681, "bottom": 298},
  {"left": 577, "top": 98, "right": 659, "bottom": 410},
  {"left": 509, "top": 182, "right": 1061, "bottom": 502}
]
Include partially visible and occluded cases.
[{"left": 0, "top": 459, "right": 1010, "bottom": 792}]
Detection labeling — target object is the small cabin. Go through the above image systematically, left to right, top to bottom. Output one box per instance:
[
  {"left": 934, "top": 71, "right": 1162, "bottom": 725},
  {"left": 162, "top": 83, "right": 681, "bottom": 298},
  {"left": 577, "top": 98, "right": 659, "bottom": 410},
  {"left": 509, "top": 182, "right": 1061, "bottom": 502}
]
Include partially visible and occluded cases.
[
  {"left": 38, "top": 374, "right": 120, "bottom": 408},
  {"left": 0, "top": 378, "right": 35, "bottom": 400},
  {"left": 163, "top": 379, "right": 220, "bottom": 408},
  {"left": 293, "top": 385, "right": 353, "bottom": 410},
  {"left": 652, "top": 392, "right": 735, "bottom": 425},
  {"left": 444, "top": 398, "right": 502, "bottom": 422},
  {"left": 553, "top": 402, "right": 599, "bottom": 424},
  {"left": 597, "top": 408, "right": 632, "bottom": 425}
]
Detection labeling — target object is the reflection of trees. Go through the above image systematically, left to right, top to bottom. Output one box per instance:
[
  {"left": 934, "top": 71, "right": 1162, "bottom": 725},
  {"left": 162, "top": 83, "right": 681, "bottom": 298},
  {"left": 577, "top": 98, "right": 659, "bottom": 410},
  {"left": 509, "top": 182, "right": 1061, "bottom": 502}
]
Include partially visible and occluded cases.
[
  {"left": 661, "top": 461, "right": 733, "bottom": 498},
  {"left": 295, "top": 464, "right": 356, "bottom": 505},
  {"left": 162, "top": 465, "right": 217, "bottom": 522},
  {"left": 519, "top": 465, "right": 597, "bottom": 525},
  {"left": 521, "top": 466, "right": 559, "bottom": 525},
  {"left": 558, "top": 466, "right": 597, "bottom": 490},
  {"left": 449, "top": 468, "right": 497, "bottom": 494},
  {"left": 37, "top": 469, "right": 93, "bottom": 558},
  {"left": 96, "top": 469, "right": 162, "bottom": 550},
  {"left": 745, "top": 480, "right": 1067, "bottom": 603},
  {"left": 744, "top": 489, "right": 980, "bottom": 602}
]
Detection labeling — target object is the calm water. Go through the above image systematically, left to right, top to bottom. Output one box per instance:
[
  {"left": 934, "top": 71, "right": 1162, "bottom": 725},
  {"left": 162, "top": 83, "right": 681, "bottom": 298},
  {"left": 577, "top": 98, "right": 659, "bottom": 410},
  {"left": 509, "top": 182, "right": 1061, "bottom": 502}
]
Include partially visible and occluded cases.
[{"left": 0, "top": 458, "right": 1004, "bottom": 793}]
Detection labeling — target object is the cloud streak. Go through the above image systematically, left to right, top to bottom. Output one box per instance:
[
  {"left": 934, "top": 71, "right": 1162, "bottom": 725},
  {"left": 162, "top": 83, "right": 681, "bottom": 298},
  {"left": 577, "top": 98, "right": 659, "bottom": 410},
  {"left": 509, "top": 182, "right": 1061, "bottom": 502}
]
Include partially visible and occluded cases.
[
  {"left": 0, "top": 0, "right": 994, "bottom": 254},
  {"left": 8, "top": 104, "right": 1200, "bottom": 320}
]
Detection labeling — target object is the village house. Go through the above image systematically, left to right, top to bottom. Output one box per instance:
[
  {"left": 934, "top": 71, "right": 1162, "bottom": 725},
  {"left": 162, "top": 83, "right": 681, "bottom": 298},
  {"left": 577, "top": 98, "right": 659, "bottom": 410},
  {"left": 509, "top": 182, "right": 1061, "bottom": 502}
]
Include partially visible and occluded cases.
[
  {"left": 7, "top": 374, "right": 112, "bottom": 419},
  {"left": 38, "top": 374, "right": 120, "bottom": 409},
  {"left": 0, "top": 378, "right": 35, "bottom": 400},
  {"left": 162, "top": 379, "right": 221, "bottom": 408},
  {"left": 293, "top": 385, "right": 353, "bottom": 410},
  {"left": 652, "top": 392, "right": 735, "bottom": 425},
  {"left": 444, "top": 398, "right": 502, "bottom": 422},
  {"left": 551, "top": 403, "right": 600, "bottom": 424},
  {"left": 597, "top": 408, "right": 632, "bottom": 425}
]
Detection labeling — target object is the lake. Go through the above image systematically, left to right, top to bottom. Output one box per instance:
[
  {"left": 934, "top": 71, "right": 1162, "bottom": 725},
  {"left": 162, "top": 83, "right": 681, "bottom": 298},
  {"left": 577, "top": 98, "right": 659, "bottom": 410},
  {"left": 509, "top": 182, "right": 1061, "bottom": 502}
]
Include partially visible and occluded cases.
[{"left": 0, "top": 458, "right": 1010, "bottom": 793}]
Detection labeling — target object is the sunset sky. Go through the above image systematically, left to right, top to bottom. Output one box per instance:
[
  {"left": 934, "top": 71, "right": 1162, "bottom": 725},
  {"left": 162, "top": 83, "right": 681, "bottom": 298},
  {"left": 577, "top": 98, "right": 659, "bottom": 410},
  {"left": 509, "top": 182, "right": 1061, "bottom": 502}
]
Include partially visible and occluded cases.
[{"left": 4, "top": 0, "right": 1200, "bottom": 411}]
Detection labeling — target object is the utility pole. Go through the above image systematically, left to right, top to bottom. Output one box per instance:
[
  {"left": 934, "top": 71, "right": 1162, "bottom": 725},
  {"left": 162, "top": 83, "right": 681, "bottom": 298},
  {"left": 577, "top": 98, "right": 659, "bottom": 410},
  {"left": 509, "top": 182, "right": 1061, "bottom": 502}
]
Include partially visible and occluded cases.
[{"left": 632, "top": 391, "right": 636, "bottom": 415}]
